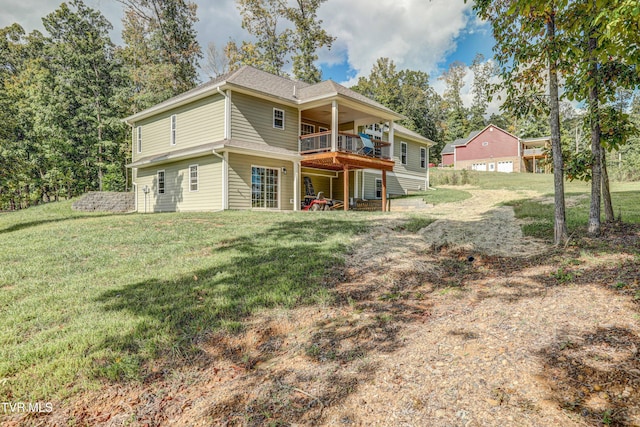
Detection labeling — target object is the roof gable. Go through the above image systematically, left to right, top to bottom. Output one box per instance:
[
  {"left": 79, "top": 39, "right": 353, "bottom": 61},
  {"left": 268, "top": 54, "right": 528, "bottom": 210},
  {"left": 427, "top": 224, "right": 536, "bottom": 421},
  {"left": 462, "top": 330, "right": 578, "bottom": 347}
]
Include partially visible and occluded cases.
[{"left": 455, "top": 124, "right": 518, "bottom": 147}]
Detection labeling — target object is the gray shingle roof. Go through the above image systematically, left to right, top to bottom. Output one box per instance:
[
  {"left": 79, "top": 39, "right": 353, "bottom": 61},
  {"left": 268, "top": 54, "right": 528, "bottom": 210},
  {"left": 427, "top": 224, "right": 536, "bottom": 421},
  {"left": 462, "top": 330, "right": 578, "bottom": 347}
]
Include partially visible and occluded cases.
[
  {"left": 124, "top": 66, "right": 401, "bottom": 123},
  {"left": 394, "top": 123, "right": 434, "bottom": 145},
  {"left": 440, "top": 143, "right": 455, "bottom": 155}
]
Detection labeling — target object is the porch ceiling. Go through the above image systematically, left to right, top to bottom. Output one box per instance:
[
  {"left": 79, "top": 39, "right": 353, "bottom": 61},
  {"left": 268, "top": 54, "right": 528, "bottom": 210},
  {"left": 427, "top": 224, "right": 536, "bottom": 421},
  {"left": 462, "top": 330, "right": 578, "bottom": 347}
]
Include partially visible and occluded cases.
[
  {"left": 302, "top": 104, "right": 382, "bottom": 125},
  {"left": 301, "top": 151, "right": 395, "bottom": 171}
]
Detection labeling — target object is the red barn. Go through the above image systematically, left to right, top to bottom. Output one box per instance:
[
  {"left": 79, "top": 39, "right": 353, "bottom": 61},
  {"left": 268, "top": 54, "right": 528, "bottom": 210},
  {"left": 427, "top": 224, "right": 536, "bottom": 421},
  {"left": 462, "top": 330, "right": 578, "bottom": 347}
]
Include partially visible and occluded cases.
[{"left": 440, "top": 124, "right": 536, "bottom": 173}]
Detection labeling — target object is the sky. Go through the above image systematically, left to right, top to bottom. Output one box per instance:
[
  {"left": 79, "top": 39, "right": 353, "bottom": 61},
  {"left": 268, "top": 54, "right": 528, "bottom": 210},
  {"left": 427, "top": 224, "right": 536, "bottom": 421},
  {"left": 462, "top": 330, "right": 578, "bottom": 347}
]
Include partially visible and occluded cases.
[{"left": 0, "top": 0, "right": 497, "bottom": 109}]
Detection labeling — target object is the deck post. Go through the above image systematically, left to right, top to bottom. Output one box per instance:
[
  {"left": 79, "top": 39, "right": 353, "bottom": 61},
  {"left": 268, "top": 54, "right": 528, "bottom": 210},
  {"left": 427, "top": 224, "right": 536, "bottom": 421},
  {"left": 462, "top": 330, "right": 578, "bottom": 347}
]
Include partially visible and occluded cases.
[
  {"left": 343, "top": 165, "right": 349, "bottom": 211},
  {"left": 382, "top": 170, "right": 387, "bottom": 212}
]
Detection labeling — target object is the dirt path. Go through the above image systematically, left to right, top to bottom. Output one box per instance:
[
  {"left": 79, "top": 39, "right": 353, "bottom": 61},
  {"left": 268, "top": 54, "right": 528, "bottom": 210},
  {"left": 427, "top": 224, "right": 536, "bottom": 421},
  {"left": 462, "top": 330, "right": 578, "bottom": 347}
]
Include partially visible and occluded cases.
[
  {"left": 11, "top": 187, "right": 640, "bottom": 426},
  {"left": 320, "top": 188, "right": 640, "bottom": 426}
]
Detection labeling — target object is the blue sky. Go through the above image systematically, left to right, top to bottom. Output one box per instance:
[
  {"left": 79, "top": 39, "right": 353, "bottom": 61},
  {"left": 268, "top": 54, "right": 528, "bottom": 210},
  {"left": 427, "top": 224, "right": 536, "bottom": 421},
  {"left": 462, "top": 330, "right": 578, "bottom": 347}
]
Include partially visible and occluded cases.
[{"left": 0, "top": 0, "right": 497, "bottom": 104}]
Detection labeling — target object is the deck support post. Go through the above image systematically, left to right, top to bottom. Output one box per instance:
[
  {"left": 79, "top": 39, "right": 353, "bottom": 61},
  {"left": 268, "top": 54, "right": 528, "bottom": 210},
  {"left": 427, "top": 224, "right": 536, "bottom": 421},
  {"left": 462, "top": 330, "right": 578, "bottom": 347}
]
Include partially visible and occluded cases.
[
  {"left": 343, "top": 165, "right": 349, "bottom": 211},
  {"left": 382, "top": 170, "right": 387, "bottom": 212}
]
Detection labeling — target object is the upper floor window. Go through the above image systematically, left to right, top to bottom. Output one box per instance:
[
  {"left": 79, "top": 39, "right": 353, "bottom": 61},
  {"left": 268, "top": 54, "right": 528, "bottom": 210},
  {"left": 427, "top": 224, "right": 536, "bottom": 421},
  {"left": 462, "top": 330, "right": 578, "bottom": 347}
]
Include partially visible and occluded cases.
[
  {"left": 273, "top": 108, "right": 285, "bottom": 129},
  {"left": 171, "top": 114, "right": 177, "bottom": 145},
  {"left": 301, "top": 123, "right": 315, "bottom": 135},
  {"left": 136, "top": 126, "right": 142, "bottom": 153},
  {"left": 482, "top": 141, "right": 489, "bottom": 146},
  {"left": 401, "top": 142, "right": 407, "bottom": 165},
  {"left": 420, "top": 147, "right": 427, "bottom": 168},
  {"left": 189, "top": 164, "right": 198, "bottom": 192},
  {"left": 157, "top": 170, "right": 165, "bottom": 194}
]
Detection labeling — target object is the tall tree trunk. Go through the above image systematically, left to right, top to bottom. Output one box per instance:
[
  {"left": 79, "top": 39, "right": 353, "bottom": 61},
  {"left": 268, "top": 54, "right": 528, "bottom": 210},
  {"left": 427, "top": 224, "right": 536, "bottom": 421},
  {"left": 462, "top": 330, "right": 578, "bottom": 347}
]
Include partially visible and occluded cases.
[
  {"left": 547, "top": 11, "right": 568, "bottom": 245},
  {"left": 587, "top": 35, "right": 602, "bottom": 235},
  {"left": 601, "top": 150, "right": 614, "bottom": 222}
]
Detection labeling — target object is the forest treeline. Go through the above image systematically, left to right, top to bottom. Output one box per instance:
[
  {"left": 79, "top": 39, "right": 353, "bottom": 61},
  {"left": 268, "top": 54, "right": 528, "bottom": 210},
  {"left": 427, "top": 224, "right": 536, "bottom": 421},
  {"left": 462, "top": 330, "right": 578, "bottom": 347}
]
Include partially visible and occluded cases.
[{"left": 0, "top": 0, "right": 638, "bottom": 216}]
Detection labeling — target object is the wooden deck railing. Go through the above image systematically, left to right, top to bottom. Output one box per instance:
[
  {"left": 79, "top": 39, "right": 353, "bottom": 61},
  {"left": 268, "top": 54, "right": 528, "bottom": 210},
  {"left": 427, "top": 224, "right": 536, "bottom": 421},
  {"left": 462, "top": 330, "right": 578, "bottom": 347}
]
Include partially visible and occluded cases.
[
  {"left": 299, "top": 131, "right": 391, "bottom": 160},
  {"left": 523, "top": 148, "right": 545, "bottom": 156}
]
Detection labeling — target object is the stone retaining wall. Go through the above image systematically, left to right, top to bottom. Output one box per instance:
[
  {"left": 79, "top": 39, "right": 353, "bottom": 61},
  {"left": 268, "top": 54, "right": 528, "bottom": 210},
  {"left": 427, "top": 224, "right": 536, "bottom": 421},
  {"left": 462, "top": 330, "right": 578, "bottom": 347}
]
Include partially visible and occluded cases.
[{"left": 72, "top": 192, "right": 135, "bottom": 213}]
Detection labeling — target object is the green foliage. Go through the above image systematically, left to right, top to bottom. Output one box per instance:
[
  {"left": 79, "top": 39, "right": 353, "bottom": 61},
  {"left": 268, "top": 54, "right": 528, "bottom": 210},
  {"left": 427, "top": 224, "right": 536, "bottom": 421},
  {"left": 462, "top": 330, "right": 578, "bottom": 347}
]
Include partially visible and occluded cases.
[
  {"left": 120, "top": 0, "right": 202, "bottom": 112},
  {"left": 227, "top": 0, "right": 333, "bottom": 82},
  {"left": 285, "top": 0, "right": 335, "bottom": 83},
  {"left": 0, "top": 1, "right": 130, "bottom": 210},
  {"left": 350, "top": 58, "right": 444, "bottom": 147}
]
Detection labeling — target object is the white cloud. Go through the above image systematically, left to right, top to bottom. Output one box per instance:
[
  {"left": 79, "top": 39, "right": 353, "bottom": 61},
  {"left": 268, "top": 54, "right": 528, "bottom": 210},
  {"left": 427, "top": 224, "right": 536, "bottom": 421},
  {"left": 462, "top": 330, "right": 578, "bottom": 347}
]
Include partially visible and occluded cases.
[
  {"left": 1, "top": 0, "right": 476, "bottom": 87},
  {"left": 318, "top": 0, "right": 473, "bottom": 83}
]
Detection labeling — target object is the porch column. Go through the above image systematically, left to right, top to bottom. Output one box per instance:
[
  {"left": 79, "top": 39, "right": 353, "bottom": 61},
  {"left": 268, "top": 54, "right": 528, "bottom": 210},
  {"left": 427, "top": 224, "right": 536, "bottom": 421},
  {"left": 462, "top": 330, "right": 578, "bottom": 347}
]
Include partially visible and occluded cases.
[
  {"left": 331, "top": 100, "right": 338, "bottom": 152},
  {"left": 389, "top": 121, "right": 395, "bottom": 159},
  {"left": 293, "top": 161, "right": 300, "bottom": 211},
  {"left": 343, "top": 165, "right": 349, "bottom": 211},
  {"left": 382, "top": 170, "right": 387, "bottom": 212}
]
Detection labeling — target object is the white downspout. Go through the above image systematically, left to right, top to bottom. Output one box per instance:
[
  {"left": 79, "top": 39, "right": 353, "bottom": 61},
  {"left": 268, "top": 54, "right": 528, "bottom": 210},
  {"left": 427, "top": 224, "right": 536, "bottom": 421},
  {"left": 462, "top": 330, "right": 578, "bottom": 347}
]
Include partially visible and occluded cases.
[
  {"left": 217, "top": 87, "right": 231, "bottom": 140},
  {"left": 212, "top": 149, "right": 228, "bottom": 210}
]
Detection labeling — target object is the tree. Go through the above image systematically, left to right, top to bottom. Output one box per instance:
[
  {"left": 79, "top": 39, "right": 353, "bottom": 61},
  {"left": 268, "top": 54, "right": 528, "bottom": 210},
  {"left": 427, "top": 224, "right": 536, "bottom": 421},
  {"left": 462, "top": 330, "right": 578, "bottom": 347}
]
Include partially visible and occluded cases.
[
  {"left": 43, "top": 0, "right": 127, "bottom": 192},
  {"left": 119, "top": 0, "right": 202, "bottom": 111},
  {"left": 228, "top": 0, "right": 290, "bottom": 75},
  {"left": 228, "top": 0, "right": 335, "bottom": 81},
  {"left": 285, "top": 0, "right": 335, "bottom": 83},
  {"left": 473, "top": 0, "right": 569, "bottom": 245},
  {"left": 562, "top": 0, "right": 640, "bottom": 234},
  {"left": 203, "top": 41, "right": 229, "bottom": 79},
  {"left": 469, "top": 53, "right": 496, "bottom": 130},
  {"left": 351, "top": 58, "right": 444, "bottom": 151},
  {"left": 440, "top": 61, "right": 469, "bottom": 141}
]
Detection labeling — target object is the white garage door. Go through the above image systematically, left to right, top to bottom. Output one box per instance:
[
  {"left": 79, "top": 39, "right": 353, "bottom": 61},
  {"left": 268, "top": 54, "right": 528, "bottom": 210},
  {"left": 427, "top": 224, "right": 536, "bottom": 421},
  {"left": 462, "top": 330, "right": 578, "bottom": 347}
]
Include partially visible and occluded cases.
[{"left": 497, "top": 161, "right": 513, "bottom": 173}]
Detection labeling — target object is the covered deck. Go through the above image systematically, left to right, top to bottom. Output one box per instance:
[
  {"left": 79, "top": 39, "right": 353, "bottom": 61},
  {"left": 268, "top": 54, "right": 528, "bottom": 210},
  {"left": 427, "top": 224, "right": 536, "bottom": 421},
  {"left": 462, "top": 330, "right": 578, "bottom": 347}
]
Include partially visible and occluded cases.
[
  {"left": 297, "top": 98, "right": 402, "bottom": 211},
  {"left": 521, "top": 137, "right": 551, "bottom": 173}
]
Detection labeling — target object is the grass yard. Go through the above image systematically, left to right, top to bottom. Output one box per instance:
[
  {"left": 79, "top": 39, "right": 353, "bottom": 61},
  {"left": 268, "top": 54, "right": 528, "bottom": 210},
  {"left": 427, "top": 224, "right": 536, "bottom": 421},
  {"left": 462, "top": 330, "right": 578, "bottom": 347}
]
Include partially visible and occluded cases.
[
  {"left": 2, "top": 174, "right": 640, "bottom": 425},
  {"left": 0, "top": 202, "right": 384, "bottom": 402}
]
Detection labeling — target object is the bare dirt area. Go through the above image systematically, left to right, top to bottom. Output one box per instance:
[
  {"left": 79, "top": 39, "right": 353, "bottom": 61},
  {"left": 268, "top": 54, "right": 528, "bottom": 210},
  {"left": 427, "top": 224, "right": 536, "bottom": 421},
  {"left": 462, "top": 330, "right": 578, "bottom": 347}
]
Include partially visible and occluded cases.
[{"left": 8, "top": 189, "right": 640, "bottom": 427}]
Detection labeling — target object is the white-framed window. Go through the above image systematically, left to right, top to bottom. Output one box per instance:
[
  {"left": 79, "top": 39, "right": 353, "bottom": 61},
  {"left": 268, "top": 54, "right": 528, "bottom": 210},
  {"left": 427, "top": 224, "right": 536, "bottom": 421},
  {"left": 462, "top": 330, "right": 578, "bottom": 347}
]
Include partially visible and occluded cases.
[
  {"left": 273, "top": 108, "right": 285, "bottom": 129},
  {"left": 170, "top": 114, "right": 177, "bottom": 145},
  {"left": 301, "top": 123, "right": 315, "bottom": 135},
  {"left": 364, "top": 123, "right": 383, "bottom": 140},
  {"left": 136, "top": 126, "right": 142, "bottom": 153},
  {"left": 482, "top": 141, "right": 489, "bottom": 147},
  {"left": 401, "top": 142, "right": 407, "bottom": 165},
  {"left": 420, "top": 147, "right": 427, "bottom": 168},
  {"left": 489, "top": 162, "right": 495, "bottom": 171},
  {"left": 189, "top": 164, "right": 198, "bottom": 192},
  {"left": 251, "top": 166, "right": 279, "bottom": 209},
  {"left": 157, "top": 170, "right": 165, "bottom": 194},
  {"left": 375, "top": 178, "right": 382, "bottom": 199}
]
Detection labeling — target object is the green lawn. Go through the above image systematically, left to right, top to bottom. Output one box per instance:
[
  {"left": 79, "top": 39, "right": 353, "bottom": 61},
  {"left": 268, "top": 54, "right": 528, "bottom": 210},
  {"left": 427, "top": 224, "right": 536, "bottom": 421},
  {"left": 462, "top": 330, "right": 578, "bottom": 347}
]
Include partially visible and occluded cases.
[
  {"left": 2, "top": 174, "right": 639, "bottom": 403},
  {"left": 0, "top": 203, "right": 380, "bottom": 401}
]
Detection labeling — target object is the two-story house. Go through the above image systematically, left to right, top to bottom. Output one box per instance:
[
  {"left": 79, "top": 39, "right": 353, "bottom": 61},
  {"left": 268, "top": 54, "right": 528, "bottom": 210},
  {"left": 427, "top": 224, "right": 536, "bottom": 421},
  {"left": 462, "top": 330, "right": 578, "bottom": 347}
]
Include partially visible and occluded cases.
[
  {"left": 124, "top": 66, "right": 434, "bottom": 212},
  {"left": 440, "top": 124, "right": 550, "bottom": 173}
]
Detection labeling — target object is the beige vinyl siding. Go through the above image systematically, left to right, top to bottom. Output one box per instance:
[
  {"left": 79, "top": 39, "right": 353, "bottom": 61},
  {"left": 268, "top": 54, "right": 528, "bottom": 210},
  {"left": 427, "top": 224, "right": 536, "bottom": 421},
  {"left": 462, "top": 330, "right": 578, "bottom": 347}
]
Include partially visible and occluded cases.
[
  {"left": 231, "top": 92, "right": 299, "bottom": 151},
  {"left": 132, "top": 94, "right": 225, "bottom": 160},
  {"left": 392, "top": 138, "right": 428, "bottom": 175},
  {"left": 227, "top": 153, "right": 295, "bottom": 210},
  {"left": 135, "top": 155, "right": 222, "bottom": 212},
  {"left": 362, "top": 171, "right": 426, "bottom": 199},
  {"left": 301, "top": 174, "right": 332, "bottom": 200}
]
